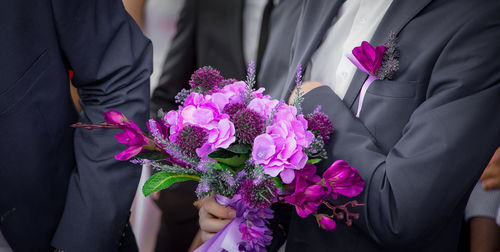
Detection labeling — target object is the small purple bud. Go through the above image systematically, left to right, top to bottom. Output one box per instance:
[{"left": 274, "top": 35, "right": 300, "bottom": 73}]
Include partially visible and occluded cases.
[{"left": 318, "top": 215, "right": 336, "bottom": 231}]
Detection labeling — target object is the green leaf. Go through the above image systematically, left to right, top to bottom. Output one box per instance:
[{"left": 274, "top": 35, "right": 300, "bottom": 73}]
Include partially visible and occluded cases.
[
  {"left": 227, "top": 144, "right": 251, "bottom": 154},
  {"left": 208, "top": 148, "right": 249, "bottom": 168},
  {"left": 208, "top": 148, "right": 236, "bottom": 159},
  {"left": 135, "top": 151, "right": 168, "bottom": 161},
  {"left": 213, "top": 154, "right": 249, "bottom": 168},
  {"left": 307, "top": 158, "right": 322, "bottom": 164},
  {"left": 213, "top": 162, "right": 233, "bottom": 171},
  {"left": 142, "top": 171, "right": 200, "bottom": 197},
  {"left": 273, "top": 176, "right": 284, "bottom": 190}
]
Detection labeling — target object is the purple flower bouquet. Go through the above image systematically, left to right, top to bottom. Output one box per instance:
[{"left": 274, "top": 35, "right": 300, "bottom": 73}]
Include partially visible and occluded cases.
[{"left": 73, "top": 62, "right": 365, "bottom": 252}]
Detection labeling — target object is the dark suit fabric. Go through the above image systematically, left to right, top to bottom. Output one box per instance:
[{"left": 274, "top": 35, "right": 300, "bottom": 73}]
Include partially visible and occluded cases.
[
  {"left": 0, "top": 0, "right": 152, "bottom": 251},
  {"left": 150, "top": 0, "right": 246, "bottom": 114},
  {"left": 268, "top": 0, "right": 500, "bottom": 251}
]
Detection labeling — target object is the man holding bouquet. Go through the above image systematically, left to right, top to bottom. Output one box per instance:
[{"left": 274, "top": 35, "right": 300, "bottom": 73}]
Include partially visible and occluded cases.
[{"left": 199, "top": 0, "right": 500, "bottom": 251}]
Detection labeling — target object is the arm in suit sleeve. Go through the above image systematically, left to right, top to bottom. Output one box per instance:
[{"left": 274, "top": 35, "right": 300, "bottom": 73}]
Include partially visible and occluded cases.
[
  {"left": 49, "top": 0, "right": 152, "bottom": 250},
  {"left": 150, "top": 0, "right": 197, "bottom": 115},
  {"left": 301, "top": 7, "right": 500, "bottom": 247}
]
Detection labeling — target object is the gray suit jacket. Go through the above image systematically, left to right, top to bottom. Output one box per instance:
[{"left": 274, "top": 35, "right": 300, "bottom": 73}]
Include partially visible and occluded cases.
[{"left": 267, "top": 0, "right": 500, "bottom": 251}]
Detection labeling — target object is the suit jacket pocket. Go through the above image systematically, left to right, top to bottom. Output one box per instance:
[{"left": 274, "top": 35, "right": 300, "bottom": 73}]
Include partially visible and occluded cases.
[
  {"left": 0, "top": 49, "right": 49, "bottom": 115},
  {"left": 360, "top": 80, "right": 424, "bottom": 152},
  {"left": 367, "top": 80, "right": 420, "bottom": 98}
]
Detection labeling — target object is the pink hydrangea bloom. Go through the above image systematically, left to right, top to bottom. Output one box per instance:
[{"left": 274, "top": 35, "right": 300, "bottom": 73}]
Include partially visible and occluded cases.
[
  {"left": 220, "top": 81, "right": 248, "bottom": 104},
  {"left": 220, "top": 82, "right": 271, "bottom": 104},
  {"left": 165, "top": 92, "right": 236, "bottom": 159},
  {"left": 247, "top": 97, "right": 279, "bottom": 119},
  {"left": 252, "top": 103, "right": 314, "bottom": 184}
]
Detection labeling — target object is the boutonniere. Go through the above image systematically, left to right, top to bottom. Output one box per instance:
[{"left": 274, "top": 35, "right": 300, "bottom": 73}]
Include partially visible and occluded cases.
[{"left": 347, "top": 32, "right": 399, "bottom": 117}]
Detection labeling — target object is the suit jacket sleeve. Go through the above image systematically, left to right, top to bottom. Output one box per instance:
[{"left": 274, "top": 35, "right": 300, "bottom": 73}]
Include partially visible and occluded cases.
[
  {"left": 49, "top": 0, "right": 152, "bottom": 250},
  {"left": 150, "top": 0, "right": 197, "bottom": 115},
  {"left": 301, "top": 7, "right": 500, "bottom": 247}
]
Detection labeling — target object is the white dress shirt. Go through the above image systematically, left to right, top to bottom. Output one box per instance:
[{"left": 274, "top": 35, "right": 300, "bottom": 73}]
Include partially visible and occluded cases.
[{"left": 305, "top": 0, "right": 393, "bottom": 99}]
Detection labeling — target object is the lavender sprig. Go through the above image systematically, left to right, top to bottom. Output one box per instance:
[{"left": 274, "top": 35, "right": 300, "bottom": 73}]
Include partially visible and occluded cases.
[
  {"left": 377, "top": 32, "right": 400, "bottom": 80},
  {"left": 245, "top": 60, "right": 256, "bottom": 104},
  {"left": 246, "top": 60, "right": 256, "bottom": 89},
  {"left": 291, "top": 65, "right": 304, "bottom": 113},
  {"left": 175, "top": 88, "right": 192, "bottom": 105},
  {"left": 264, "top": 100, "right": 285, "bottom": 130},
  {"left": 304, "top": 135, "right": 328, "bottom": 159},
  {"left": 157, "top": 138, "right": 200, "bottom": 168},
  {"left": 131, "top": 159, "right": 201, "bottom": 176},
  {"left": 196, "top": 168, "right": 241, "bottom": 199}
]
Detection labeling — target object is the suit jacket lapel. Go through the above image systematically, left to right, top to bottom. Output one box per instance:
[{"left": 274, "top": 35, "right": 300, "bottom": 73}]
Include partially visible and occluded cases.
[
  {"left": 280, "top": 0, "right": 344, "bottom": 100},
  {"left": 343, "top": 0, "right": 434, "bottom": 108}
]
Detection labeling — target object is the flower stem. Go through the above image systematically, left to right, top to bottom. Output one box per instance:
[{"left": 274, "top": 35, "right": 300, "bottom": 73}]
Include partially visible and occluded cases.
[
  {"left": 71, "top": 122, "right": 120, "bottom": 130},
  {"left": 323, "top": 200, "right": 365, "bottom": 226}
]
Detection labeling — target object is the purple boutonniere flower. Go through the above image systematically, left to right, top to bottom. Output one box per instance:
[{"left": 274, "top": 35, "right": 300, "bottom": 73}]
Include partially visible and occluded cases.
[
  {"left": 348, "top": 33, "right": 400, "bottom": 117},
  {"left": 351, "top": 41, "right": 387, "bottom": 76}
]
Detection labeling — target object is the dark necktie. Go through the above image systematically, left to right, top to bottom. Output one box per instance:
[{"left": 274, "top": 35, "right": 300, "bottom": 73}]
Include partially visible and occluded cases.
[{"left": 256, "top": 0, "right": 274, "bottom": 75}]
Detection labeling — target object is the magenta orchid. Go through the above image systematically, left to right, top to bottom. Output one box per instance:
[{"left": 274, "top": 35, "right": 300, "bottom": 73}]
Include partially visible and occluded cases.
[
  {"left": 104, "top": 110, "right": 151, "bottom": 160},
  {"left": 322, "top": 160, "right": 365, "bottom": 199},
  {"left": 284, "top": 161, "right": 364, "bottom": 229},
  {"left": 284, "top": 184, "right": 328, "bottom": 218}
]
